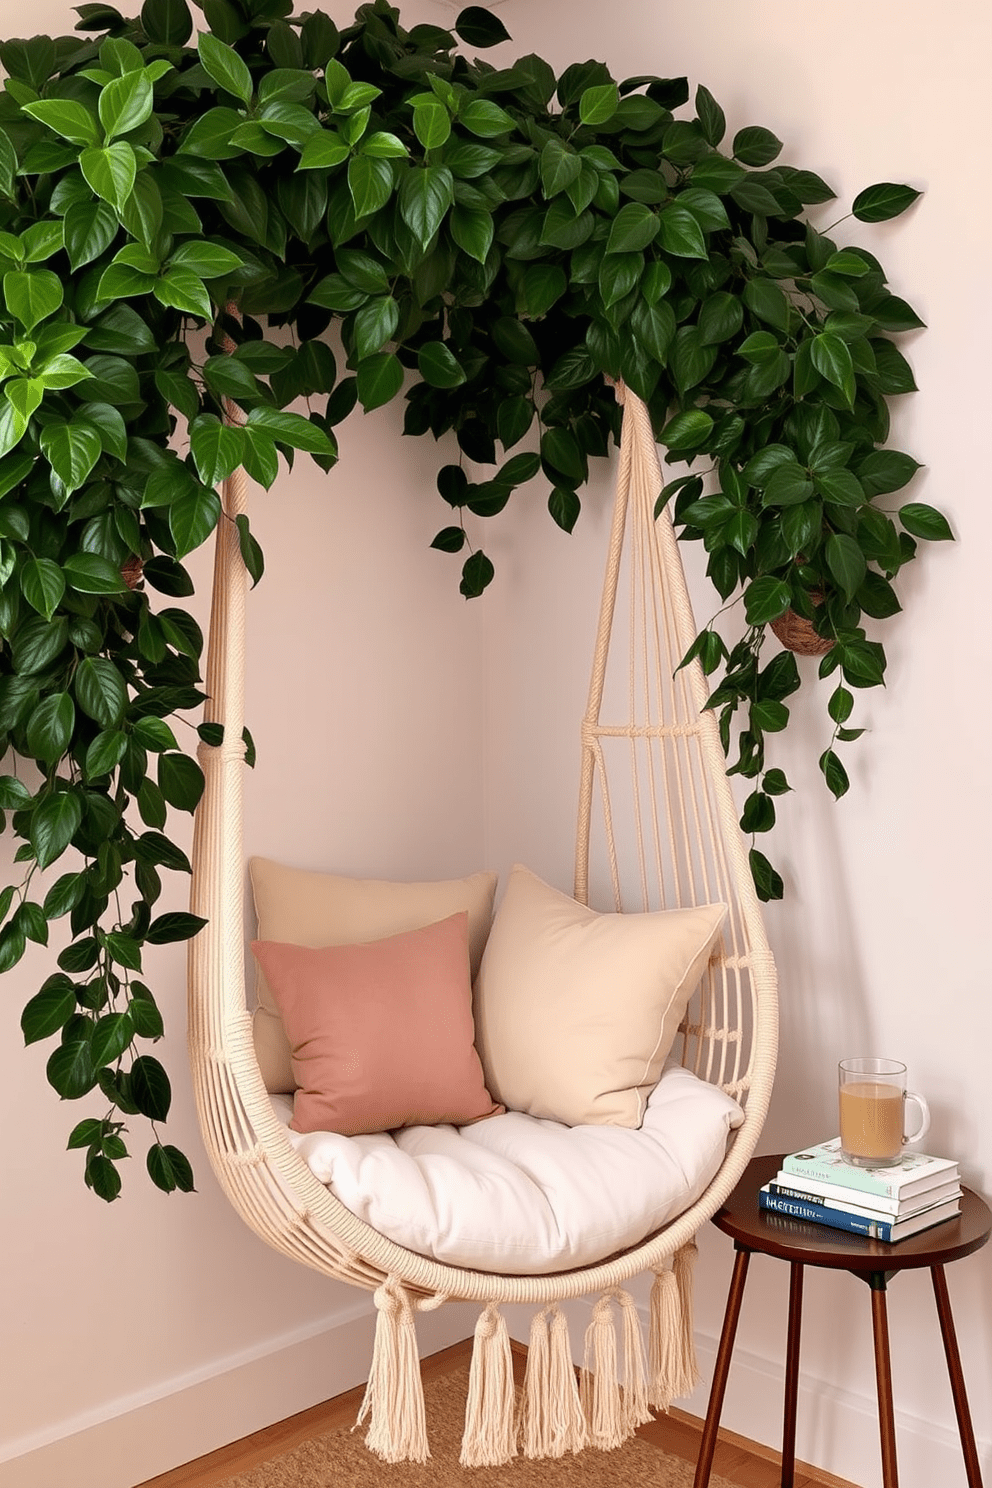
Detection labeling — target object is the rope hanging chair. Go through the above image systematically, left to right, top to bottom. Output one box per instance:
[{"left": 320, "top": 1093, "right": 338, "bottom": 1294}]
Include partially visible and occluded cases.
[{"left": 187, "top": 380, "right": 778, "bottom": 1467}]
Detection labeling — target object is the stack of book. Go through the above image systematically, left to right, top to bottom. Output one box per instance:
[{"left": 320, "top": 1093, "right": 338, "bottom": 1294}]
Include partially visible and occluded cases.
[{"left": 760, "top": 1138, "right": 962, "bottom": 1242}]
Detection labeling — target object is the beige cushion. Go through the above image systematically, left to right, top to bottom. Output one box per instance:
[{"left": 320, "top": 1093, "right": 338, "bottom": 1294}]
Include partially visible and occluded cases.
[
  {"left": 250, "top": 858, "right": 498, "bottom": 1093},
  {"left": 473, "top": 864, "right": 727, "bottom": 1128}
]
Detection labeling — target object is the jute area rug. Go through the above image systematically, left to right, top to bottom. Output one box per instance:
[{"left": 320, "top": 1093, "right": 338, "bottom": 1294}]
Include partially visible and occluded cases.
[{"left": 214, "top": 1363, "right": 736, "bottom": 1488}]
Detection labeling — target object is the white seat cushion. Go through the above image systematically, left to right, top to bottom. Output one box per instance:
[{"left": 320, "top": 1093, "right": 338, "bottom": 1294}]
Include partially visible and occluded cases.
[{"left": 272, "top": 1062, "right": 744, "bottom": 1274}]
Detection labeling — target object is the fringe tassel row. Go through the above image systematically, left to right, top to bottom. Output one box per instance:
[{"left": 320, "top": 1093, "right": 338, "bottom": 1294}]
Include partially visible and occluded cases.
[{"left": 357, "top": 1245, "right": 698, "bottom": 1467}]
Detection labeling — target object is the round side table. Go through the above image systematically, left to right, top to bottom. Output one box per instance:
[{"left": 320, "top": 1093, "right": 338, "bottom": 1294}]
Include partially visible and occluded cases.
[{"left": 693, "top": 1153, "right": 991, "bottom": 1488}]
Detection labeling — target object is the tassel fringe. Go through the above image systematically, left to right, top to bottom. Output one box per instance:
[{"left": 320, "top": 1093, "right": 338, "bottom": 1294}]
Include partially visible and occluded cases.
[
  {"left": 650, "top": 1242, "right": 700, "bottom": 1410},
  {"left": 355, "top": 1249, "right": 698, "bottom": 1465},
  {"left": 355, "top": 1277, "right": 430, "bottom": 1464},
  {"left": 617, "top": 1289, "right": 652, "bottom": 1433},
  {"left": 580, "top": 1293, "right": 625, "bottom": 1451},
  {"left": 460, "top": 1302, "right": 517, "bottom": 1467},
  {"left": 521, "top": 1306, "right": 587, "bottom": 1458}
]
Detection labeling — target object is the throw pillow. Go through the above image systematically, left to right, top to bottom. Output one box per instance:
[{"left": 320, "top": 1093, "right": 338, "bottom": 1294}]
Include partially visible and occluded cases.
[
  {"left": 249, "top": 859, "right": 497, "bottom": 1092},
  {"left": 473, "top": 864, "right": 726, "bottom": 1128},
  {"left": 252, "top": 911, "right": 503, "bottom": 1135}
]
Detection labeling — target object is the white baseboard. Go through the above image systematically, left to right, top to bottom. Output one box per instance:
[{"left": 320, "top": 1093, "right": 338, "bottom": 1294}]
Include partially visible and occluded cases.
[
  {"left": 0, "top": 1298, "right": 478, "bottom": 1488},
  {"left": 685, "top": 1329, "right": 992, "bottom": 1488}
]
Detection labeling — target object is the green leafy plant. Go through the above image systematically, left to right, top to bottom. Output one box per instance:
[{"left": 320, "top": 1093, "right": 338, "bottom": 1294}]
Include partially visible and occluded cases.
[{"left": 0, "top": 0, "right": 945, "bottom": 1198}]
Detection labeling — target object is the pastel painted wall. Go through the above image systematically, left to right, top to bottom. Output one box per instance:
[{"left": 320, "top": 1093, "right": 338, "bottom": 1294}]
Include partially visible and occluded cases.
[{"left": 1, "top": 2, "right": 990, "bottom": 1487}]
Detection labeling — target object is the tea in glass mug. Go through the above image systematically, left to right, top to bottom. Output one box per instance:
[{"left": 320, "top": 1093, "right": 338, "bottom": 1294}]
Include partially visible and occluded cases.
[{"left": 838, "top": 1057, "right": 930, "bottom": 1167}]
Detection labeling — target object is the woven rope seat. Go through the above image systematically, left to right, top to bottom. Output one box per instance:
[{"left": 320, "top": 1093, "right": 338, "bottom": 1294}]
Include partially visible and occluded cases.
[{"left": 187, "top": 383, "right": 778, "bottom": 1466}]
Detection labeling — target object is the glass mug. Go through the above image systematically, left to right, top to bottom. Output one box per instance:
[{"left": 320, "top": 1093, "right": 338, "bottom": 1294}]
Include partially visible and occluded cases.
[{"left": 838, "top": 1057, "right": 931, "bottom": 1168}]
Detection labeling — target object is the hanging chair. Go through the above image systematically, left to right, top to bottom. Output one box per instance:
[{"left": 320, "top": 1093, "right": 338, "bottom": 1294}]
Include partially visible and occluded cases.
[{"left": 187, "top": 380, "right": 778, "bottom": 1467}]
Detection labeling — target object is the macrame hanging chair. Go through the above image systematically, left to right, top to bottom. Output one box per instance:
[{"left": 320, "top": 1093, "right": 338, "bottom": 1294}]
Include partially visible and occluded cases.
[{"left": 187, "top": 381, "right": 778, "bottom": 1467}]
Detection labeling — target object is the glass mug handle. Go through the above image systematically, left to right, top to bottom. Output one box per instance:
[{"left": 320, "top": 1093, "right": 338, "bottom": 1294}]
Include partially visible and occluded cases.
[{"left": 904, "top": 1089, "right": 930, "bottom": 1145}]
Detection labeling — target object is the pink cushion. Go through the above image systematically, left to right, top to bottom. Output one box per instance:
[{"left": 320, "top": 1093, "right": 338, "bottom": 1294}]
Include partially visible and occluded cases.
[{"left": 251, "top": 911, "right": 502, "bottom": 1136}]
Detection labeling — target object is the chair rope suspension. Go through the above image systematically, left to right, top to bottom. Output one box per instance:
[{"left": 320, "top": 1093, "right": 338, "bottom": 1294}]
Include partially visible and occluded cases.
[{"left": 187, "top": 381, "right": 778, "bottom": 1465}]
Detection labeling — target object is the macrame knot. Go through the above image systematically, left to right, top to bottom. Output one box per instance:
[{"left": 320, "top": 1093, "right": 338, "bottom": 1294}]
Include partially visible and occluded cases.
[{"left": 373, "top": 1280, "right": 403, "bottom": 1319}]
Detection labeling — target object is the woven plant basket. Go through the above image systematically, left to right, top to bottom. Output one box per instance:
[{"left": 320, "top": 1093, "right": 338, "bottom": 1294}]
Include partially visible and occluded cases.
[{"left": 770, "top": 596, "right": 832, "bottom": 656}]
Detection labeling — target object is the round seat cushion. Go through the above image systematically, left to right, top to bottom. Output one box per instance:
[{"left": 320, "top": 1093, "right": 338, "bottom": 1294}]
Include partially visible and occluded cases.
[{"left": 272, "top": 1061, "right": 744, "bottom": 1275}]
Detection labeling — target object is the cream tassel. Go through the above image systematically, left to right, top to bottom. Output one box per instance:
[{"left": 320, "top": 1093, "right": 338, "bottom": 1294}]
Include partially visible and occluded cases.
[
  {"left": 672, "top": 1240, "right": 701, "bottom": 1396},
  {"left": 649, "top": 1243, "right": 701, "bottom": 1410},
  {"left": 355, "top": 1277, "right": 429, "bottom": 1464},
  {"left": 616, "top": 1289, "right": 652, "bottom": 1433},
  {"left": 580, "top": 1292, "right": 625, "bottom": 1451},
  {"left": 460, "top": 1302, "right": 517, "bottom": 1467},
  {"left": 521, "top": 1305, "right": 587, "bottom": 1458},
  {"left": 549, "top": 1305, "right": 588, "bottom": 1455},
  {"left": 521, "top": 1307, "right": 552, "bottom": 1458}
]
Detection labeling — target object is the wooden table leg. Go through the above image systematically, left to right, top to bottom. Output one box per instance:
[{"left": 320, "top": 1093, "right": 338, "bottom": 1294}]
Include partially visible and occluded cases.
[
  {"left": 693, "top": 1246, "right": 751, "bottom": 1488},
  {"left": 781, "top": 1261, "right": 804, "bottom": 1488},
  {"left": 931, "top": 1264, "right": 985, "bottom": 1487},
  {"left": 869, "top": 1274, "right": 899, "bottom": 1488}
]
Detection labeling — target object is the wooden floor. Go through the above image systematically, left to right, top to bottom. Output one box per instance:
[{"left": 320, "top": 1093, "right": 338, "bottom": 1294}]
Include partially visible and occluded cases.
[{"left": 137, "top": 1339, "right": 859, "bottom": 1488}]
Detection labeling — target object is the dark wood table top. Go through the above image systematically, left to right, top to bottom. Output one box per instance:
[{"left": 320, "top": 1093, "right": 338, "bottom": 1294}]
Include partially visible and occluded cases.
[{"left": 712, "top": 1154, "right": 992, "bottom": 1274}]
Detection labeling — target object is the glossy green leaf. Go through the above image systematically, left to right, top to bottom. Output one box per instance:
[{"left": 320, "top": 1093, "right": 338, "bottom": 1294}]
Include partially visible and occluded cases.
[
  {"left": 141, "top": 0, "right": 193, "bottom": 44},
  {"left": 455, "top": 6, "right": 511, "bottom": 47},
  {"left": 198, "top": 31, "right": 253, "bottom": 106},
  {"left": 99, "top": 70, "right": 153, "bottom": 140},
  {"left": 579, "top": 81, "right": 619, "bottom": 126},
  {"left": 23, "top": 98, "right": 99, "bottom": 146},
  {"left": 459, "top": 99, "right": 515, "bottom": 138},
  {"left": 732, "top": 126, "right": 783, "bottom": 166},
  {"left": 297, "top": 130, "right": 349, "bottom": 170},
  {"left": 80, "top": 142, "right": 136, "bottom": 211},
  {"left": 348, "top": 154, "right": 394, "bottom": 219},
  {"left": 399, "top": 165, "right": 454, "bottom": 247},
  {"left": 852, "top": 182, "right": 921, "bottom": 223},
  {"left": 655, "top": 203, "right": 707, "bottom": 258},
  {"left": 450, "top": 204, "right": 494, "bottom": 264},
  {"left": 4, "top": 269, "right": 63, "bottom": 332},
  {"left": 697, "top": 291, "right": 743, "bottom": 345},
  {"left": 811, "top": 332, "right": 856, "bottom": 406},
  {"left": 416, "top": 341, "right": 469, "bottom": 397},
  {"left": 356, "top": 352, "right": 404, "bottom": 411},
  {"left": 247, "top": 406, "right": 335, "bottom": 454},
  {"left": 661, "top": 409, "right": 713, "bottom": 451},
  {"left": 40, "top": 423, "right": 102, "bottom": 494},
  {"left": 169, "top": 482, "right": 223, "bottom": 557},
  {"left": 899, "top": 503, "right": 953, "bottom": 541},
  {"left": 825, "top": 532, "right": 866, "bottom": 599},
  {"left": 459, "top": 549, "right": 495, "bottom": 598},
  {"left": 63, "top": 552, "right": 126, "bottom": 595},
  {"left": 21, "top": 558, "right": 65, "bottom": 620},
  {"left": 743, "top": 576, "right": 791, "bottom": 625},
  {"left": 76, "top": 656, "right": 127, "bottom": 726},
  {"left": 26, "top": 692, "right": 74, "bottom": 762},
  {"left": 819, "top": 747, "right": 850, "bottom": 799},
  {"left": 158, "top": 752, "right": 205, "bottom": 812},
  {"left": 30, "top": 790, "right": 83, "bottom": 869},
  {"left": 749, "top": 846, "right": 783, "bottom": 901},
  {"left": 22, "top": 976, "right": 76, "bottom": 1045},
  {"left": 147, "top": 1142, "right": 195, "bottom": 1192}
]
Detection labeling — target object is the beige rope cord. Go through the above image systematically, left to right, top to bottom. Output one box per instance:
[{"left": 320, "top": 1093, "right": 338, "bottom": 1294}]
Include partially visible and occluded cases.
[{"left": 186, "top": 381, "right": 778, "bottom": 1466}]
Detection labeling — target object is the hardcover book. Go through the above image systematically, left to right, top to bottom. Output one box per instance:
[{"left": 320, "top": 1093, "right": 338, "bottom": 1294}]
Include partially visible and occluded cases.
[
  {"left": 781, "top": 1139, "right": 958, "bottom": 1202},
  {"left": 767, "top": 1177, "right": 963, "bottom": 1221},
  {"left": 758, "top": 1186, "right": 961, "bottom": 1243}
]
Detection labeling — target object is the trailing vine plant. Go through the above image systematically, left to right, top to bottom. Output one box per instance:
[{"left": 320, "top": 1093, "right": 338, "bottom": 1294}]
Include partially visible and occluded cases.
[{"left": 0, "top": 0, "right": 947, "bottom": 1198}]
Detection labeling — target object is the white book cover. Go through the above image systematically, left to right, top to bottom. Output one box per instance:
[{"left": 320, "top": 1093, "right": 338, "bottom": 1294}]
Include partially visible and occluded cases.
[{"left": 769, "top": 1174, "right": 963, "bottom": 1220}]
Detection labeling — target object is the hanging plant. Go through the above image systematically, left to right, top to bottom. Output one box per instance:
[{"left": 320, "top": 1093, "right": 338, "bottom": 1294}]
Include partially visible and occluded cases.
[{"left": 0, "top": 0, "right": 946, "bottom": 1198}]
